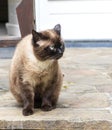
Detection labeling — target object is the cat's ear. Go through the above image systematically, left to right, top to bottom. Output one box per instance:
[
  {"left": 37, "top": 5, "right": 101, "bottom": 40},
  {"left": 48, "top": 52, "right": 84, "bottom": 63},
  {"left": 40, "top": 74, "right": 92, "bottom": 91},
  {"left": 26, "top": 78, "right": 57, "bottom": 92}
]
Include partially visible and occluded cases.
[
  {"left": 53, "top": 24, "right": 61, "bottom": 36},
  {"left": 32, "top": 29, "right": 42, "bottom": 42},
  {"left": 32, "top": 30, "right": 42, "bottom": 47}
]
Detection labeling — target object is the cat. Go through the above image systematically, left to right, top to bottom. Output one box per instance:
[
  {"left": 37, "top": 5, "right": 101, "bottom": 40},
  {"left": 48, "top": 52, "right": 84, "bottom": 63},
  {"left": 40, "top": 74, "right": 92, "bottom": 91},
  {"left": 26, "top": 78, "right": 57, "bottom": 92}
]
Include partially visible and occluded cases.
[{"left": 9, "top": 24, "right": 65, "bottom": 116}]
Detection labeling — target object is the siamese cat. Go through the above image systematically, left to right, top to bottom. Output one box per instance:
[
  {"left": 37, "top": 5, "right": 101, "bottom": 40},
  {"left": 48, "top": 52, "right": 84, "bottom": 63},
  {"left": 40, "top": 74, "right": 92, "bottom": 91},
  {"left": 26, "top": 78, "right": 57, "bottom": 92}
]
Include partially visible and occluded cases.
[{"left": 9, "top": 24, "right": 65, "bottom": 116}]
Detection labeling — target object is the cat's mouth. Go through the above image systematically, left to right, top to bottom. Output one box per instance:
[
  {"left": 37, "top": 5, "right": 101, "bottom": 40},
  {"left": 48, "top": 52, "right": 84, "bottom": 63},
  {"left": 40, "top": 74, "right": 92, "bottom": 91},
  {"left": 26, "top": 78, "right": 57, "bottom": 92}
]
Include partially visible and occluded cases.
[
  {"left": 50, "top": 52, "right": 63, "bottom": 60},
  {"left": 55, "top": 54, "right": 63, "bottom": 60}
]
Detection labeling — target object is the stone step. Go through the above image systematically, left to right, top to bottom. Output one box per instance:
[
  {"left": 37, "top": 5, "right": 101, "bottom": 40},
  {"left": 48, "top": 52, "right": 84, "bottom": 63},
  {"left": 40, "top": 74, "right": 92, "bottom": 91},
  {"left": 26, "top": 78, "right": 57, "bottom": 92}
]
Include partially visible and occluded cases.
[
  {"left": 0, "top": 92, "right": 112, "bottom": 130},
  {"left": 0, "top": 108, "right": 112, "bottom": 130}
]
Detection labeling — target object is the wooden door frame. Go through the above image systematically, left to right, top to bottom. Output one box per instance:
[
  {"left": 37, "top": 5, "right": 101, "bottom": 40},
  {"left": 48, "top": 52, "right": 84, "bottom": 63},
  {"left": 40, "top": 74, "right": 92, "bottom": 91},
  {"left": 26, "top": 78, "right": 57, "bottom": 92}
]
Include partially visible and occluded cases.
[{"left": 0, "top": 0, "right": 34, "bottom": 47}]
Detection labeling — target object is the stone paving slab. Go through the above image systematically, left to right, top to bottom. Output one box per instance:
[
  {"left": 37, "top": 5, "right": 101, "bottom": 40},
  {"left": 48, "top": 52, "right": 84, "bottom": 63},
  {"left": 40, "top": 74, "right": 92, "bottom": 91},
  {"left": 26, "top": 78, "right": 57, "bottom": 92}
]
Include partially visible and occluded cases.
[
  {"left": 1, "top": 48, "right": 112, "bottom": 129},
  {"left": 0, "top": 91, "right": 110, "bottom": 109},
  {"left": 0, "top": 107, "right": 112, "bottom": 129}
]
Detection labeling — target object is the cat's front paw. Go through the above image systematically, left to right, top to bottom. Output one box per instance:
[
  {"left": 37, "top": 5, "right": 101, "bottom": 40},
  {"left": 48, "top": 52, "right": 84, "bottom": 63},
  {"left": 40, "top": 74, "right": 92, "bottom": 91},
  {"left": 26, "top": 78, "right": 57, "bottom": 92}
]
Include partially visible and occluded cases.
[
  {"left": 41, "top": 104, "right": 53, "bottom": 111},
  {"left": 22, "top": 108, "right": 34, "bottom": 116}
]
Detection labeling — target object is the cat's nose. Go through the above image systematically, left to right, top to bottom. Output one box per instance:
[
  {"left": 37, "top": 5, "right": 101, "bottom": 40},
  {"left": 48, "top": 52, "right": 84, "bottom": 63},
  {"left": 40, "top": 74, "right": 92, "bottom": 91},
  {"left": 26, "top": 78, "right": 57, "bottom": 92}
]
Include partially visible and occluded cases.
[{"left": 58, "top": 49, "right": 63, "bottom": 54}]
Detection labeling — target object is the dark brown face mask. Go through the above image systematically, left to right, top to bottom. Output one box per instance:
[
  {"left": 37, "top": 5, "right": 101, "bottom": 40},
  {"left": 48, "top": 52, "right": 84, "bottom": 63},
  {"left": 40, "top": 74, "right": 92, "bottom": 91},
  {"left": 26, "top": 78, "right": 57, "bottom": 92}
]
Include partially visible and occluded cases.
[{"left": 32, "top": 24, "right": 65, "bottom": 61}]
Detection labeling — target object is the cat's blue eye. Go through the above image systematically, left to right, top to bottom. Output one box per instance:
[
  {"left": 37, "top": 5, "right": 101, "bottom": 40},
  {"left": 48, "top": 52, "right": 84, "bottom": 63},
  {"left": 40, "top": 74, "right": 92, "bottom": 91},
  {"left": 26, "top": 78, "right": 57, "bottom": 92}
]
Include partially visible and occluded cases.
[
  {"left": 49, "top": 46, "right": 54, "bottom": 50},
  {"left": 49, "top": 46, "right": 56, "bottom": 52},
  {"left": 49, "top": 46, "right": 57, "bottom": 52}
]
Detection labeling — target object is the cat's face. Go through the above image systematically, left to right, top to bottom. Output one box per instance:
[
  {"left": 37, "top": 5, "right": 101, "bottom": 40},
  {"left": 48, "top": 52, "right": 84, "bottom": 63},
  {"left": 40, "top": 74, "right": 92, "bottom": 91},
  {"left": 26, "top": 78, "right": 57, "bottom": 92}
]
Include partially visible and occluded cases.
[{"left": 32, "top": 24, "right": 65, "bottom": 61}]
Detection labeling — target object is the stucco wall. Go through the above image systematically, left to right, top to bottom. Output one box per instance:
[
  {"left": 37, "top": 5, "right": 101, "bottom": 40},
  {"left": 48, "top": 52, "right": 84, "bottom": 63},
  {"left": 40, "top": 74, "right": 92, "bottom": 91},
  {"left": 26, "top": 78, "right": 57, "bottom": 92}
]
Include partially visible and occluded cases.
[{"left": 6, "top": 0, "right": 21, "bottom": 37}]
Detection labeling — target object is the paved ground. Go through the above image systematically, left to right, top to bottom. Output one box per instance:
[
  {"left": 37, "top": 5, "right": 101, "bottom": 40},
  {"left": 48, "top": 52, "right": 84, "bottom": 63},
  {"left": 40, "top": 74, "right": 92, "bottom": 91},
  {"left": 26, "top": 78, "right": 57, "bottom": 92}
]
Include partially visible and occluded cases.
[{"left": 1, "top": 48, "right": 112, "bottom": 129}]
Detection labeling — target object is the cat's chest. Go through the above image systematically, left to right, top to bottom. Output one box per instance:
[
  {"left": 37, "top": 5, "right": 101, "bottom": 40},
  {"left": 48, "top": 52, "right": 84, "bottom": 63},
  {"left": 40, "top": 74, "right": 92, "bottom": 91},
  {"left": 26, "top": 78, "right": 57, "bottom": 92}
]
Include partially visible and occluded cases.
[
  {"left": 24, "top": 59, "right": 56, "bottom": 87},
  {"left": 30, "top": 68, "right": 53, "bottom": 90}
]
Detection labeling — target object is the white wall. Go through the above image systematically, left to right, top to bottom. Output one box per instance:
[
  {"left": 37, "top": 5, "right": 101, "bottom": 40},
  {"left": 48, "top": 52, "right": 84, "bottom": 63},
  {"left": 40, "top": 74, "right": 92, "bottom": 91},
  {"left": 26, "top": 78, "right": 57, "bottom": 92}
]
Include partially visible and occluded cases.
[
  {"left": 6, "top": 0, "right": 21, "bottom": 37},
  {"left": 35, "top": 0, "right": 112, "bottom": 40}
]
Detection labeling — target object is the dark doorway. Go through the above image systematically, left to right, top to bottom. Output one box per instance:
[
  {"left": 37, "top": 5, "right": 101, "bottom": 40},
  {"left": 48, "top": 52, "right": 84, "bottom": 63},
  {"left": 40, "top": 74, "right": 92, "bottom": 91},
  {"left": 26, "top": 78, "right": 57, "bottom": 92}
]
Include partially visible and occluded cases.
[
  {"left": 0, "top": 0, "right": 8, "bottom": 22},
  {"left": 0, "top": 0, "right": 8, "bottom": 37}
]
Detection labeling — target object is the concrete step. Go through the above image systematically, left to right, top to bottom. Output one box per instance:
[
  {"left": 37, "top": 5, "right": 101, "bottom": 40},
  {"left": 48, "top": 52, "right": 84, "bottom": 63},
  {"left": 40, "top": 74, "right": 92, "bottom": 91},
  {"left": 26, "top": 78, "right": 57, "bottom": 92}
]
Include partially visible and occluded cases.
[{"left": 0, "top": 92, "right": 112, "bottom": 130}]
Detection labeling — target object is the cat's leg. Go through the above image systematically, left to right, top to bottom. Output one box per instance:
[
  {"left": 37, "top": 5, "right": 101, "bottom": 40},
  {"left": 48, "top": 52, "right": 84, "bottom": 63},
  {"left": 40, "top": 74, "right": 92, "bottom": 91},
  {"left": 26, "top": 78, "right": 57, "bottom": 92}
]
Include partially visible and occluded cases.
[
  {"left": 41, "top": 72, "right": 63, "bottom": 111},
  {"left": 20, "top": 82, "right": 34, "bottom": 116},
  {"left": 41, "top": 84, "right": 61, "bottom": 111},
  {"left": 34, "top": 93, "right": 42, "bottom": 108},
  {"left": 41, "top": 95, "right": 54, "bottom": 111}
]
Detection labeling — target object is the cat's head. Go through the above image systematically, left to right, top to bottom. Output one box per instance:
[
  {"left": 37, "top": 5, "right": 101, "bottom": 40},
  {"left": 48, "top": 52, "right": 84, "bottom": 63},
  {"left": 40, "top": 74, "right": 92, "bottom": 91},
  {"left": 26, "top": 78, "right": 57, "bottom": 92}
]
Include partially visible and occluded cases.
[{"left": 32, "top": 24, "right": 65, "bottom": 61}]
